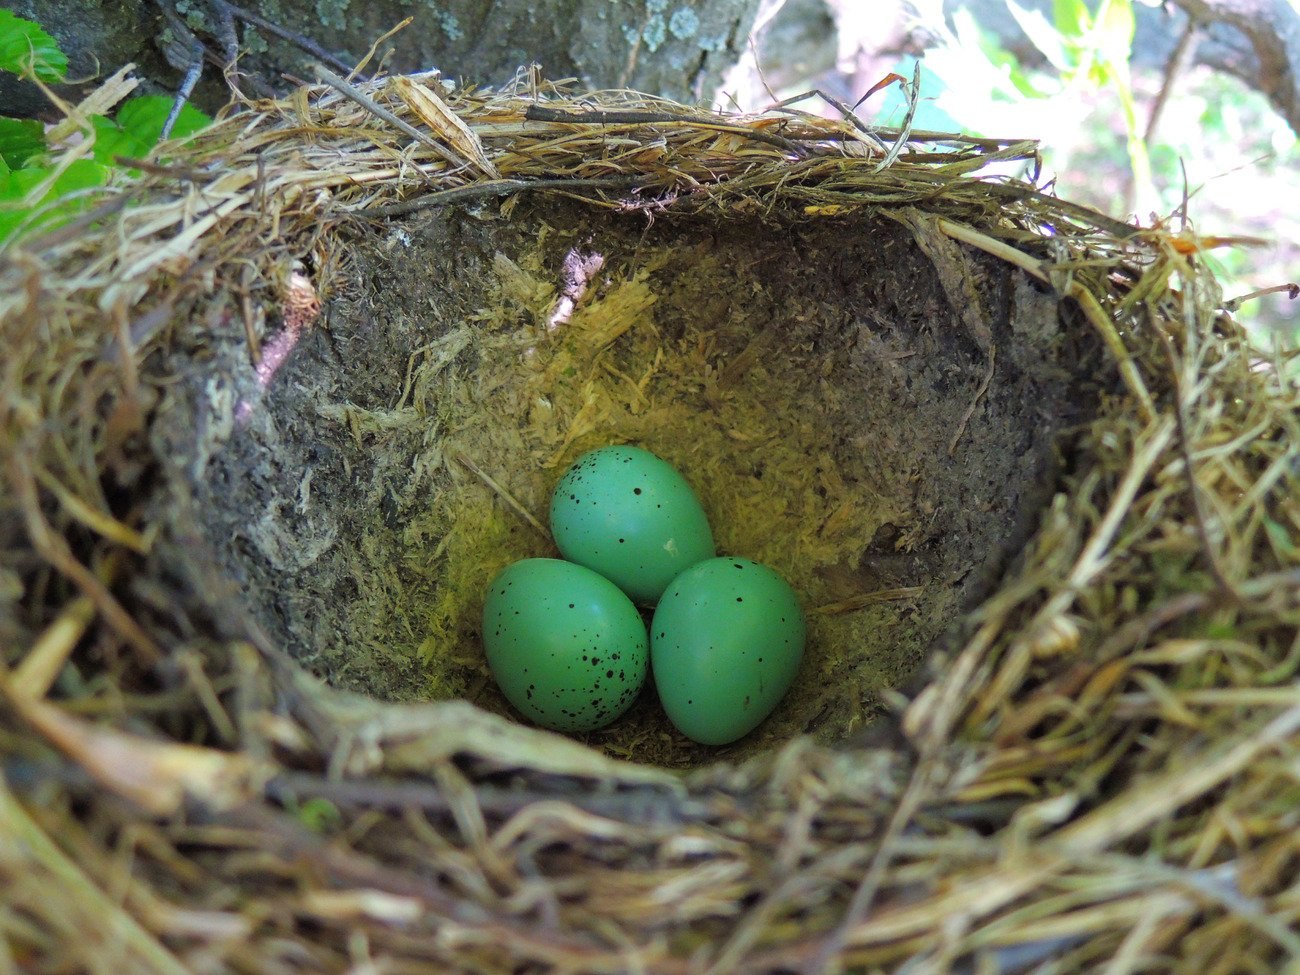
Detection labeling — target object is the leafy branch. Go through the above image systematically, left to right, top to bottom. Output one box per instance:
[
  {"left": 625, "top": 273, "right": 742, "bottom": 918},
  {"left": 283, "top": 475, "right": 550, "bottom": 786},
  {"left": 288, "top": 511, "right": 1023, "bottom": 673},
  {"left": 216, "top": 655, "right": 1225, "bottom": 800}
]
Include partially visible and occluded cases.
[
  {"left": 1008, "top": 0, "right": 1154, "bottom": 211},
  {"left": 0, "top": 11, "right": 212, "bottom": 246}
]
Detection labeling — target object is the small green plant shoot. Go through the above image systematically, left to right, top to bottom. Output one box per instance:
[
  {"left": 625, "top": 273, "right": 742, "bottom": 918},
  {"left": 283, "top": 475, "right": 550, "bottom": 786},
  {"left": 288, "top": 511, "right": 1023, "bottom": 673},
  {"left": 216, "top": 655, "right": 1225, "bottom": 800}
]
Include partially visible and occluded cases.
[{"left": 0, "top": 10, "right": 211, "bottom": 245}]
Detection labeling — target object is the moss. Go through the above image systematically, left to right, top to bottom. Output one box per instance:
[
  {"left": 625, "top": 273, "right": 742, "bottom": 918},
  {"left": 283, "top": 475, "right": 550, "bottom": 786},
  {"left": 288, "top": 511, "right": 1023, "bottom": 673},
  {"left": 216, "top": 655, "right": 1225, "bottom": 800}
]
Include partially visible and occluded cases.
[
  {"left": 172, "top": 0, "right": 208, "bottom": 30},
  {"left": 259, "top": 0, "right": 286, "bottom": 22},
  {"left": 314, "top": 0, "right": 349, "bottom": 32},
  {"left": 668, "top": 7, "right": 698, "bottom": 40},
  {"left": 437, "top": 10, "right": 464, "bottom": 41},
  {"left": 641, "top": 14, "right": 666, "bottom": 53},
  {"left": 242, "top": 23, "right": 269, "bottom": 56}
]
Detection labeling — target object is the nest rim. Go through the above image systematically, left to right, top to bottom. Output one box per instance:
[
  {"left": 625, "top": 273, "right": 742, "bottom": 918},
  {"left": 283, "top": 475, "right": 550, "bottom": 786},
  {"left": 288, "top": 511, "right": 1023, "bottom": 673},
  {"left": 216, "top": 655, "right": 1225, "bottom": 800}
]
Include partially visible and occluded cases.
[{"left": 1, "top": 67, "right": 1297, "bottom": 974}]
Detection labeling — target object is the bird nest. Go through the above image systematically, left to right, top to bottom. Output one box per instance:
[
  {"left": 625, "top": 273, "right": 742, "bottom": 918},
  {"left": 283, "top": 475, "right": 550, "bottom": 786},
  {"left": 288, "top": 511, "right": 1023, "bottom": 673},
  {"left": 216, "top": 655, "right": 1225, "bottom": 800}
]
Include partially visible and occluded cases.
[{"left": 1, "top": 67, "right": 1297, "bottom": 974}]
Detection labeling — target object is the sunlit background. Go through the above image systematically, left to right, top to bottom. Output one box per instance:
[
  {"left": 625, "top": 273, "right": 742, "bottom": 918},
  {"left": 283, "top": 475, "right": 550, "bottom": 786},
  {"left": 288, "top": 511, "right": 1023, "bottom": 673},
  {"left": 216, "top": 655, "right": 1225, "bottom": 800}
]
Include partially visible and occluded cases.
[{"left": 722, "top": 0, "right": 1298, "bottom": 345}]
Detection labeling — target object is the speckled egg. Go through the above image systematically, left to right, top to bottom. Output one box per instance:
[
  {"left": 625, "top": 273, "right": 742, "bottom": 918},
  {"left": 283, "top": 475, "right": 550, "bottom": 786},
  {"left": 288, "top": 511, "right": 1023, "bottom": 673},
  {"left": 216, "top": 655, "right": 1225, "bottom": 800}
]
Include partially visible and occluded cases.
[
  {"left": 550, "top": 445, "right": 715, "bottom": 605},
  {"left": 651, "top": 557, "right": 805, "bottom": 745},
  {"left": 482, "top": 558, "right": 648, "bottom": 733}
]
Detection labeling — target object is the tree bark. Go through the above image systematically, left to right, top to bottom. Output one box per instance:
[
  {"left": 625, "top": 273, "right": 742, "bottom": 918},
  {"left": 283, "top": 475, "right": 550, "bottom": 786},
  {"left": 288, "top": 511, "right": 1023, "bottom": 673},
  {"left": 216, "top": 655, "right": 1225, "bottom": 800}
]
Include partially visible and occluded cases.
[
  {"left": 2, "top": 0, "right": 763, "bottom": 118},
  {"left": 6, "top": 0, "right": 1297, "bottom": 134},
  {"left": 1168, "top": 0, "right": 1300, "bottom": 134},
  {"left": 2, "top": 1, "right": 161, "bottom": 119}
]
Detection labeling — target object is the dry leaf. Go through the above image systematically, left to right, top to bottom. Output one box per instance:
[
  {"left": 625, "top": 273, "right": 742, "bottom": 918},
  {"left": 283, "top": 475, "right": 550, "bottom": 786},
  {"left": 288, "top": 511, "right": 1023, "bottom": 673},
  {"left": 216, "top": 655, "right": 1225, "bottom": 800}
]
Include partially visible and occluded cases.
[{"left": 392, "top": 76, "right": 499, "bottom": 178}]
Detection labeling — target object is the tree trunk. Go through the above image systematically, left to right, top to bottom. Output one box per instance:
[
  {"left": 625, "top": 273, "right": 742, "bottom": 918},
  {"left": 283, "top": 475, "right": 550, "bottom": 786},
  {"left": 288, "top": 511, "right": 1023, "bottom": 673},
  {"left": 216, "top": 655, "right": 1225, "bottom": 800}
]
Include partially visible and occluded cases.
[
  {"left": 3, "top": 0, "right": 763, "bottom": 118},
  {"left": 1169, "top": 0, "right": 1300, "bottom": 135}
]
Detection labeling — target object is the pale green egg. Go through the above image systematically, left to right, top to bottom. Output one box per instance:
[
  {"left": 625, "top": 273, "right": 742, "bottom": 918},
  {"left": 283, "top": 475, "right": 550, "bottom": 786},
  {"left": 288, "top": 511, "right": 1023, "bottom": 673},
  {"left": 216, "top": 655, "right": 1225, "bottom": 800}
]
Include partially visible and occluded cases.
[
  {"left": 550, "top": 445, "right": 715, "bottom": 605},
  {"left": 651, "top": 557, "right": 805, "bottom": 745},
  {"left": 483, "top": 558, "right": 648, "bottom": 733}
]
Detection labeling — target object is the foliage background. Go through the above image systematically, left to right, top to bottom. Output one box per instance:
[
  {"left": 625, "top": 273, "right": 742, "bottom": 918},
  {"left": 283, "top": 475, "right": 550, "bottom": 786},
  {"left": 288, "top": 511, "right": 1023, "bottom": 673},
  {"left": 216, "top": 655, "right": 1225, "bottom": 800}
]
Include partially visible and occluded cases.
[{"left": 740, "top": 0, "right": 1298, "bottom": 341}]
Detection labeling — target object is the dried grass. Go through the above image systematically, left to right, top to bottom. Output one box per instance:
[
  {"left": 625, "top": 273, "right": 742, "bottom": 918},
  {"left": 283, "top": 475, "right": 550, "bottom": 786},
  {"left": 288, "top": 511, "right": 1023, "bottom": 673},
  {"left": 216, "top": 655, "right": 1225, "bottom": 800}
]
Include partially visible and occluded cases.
[{"left": 1, "top": 66, "right": 1297, "bottom": 974}]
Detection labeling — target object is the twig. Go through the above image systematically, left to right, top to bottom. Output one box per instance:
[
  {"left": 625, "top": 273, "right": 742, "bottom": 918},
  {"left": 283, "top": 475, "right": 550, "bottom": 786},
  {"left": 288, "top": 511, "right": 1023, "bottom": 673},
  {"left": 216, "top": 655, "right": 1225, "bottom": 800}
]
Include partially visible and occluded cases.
[
  {"left": 209, "top": 0, "right": 239, "bottom": 63},
  {"left": 217, "top": 0, "right": 359, "bottom": 78},
  {"left": 745, "top": 23, "right": 780, "bottom": 109},
  {"left": 161, "top": 38, "right": 205, "bottom": 141},
  {"left": 873, "top": 60, "right": 922, "bottom": 174},
  {"left": 316, "top": 67, "right": 470, "bottom": 172},
  {"left": 769, "top": 90, "right": 889, "bottom": 151},
  {"left": 523, "top": 105, "right": 805, "bottom": 155},
  {"left": 351, "top": 176, "right": 640, "bottom": 218},
  {"left": 981, "top": 182, "right": 1142, "bottom": 240},
  {"left": 940, "top": 210, "right": 1154, "bottom": 424},
  {"left": 936, "top": 218, "right": 1049, "bottom": 282},
  {"left": 239, "top": 262, "right": 261, "bottom": 365},
  {"left": 1223, "top": 282, "right": 1299, "bottom": 312},
  {"left": 1069, "top": 285, "right": 1157, "bottom": 423},
  {"left": 1157, "top": 326, "right": 1242, "bottom": 602},
  {"left": 948, "top": 346, "right": 997, "bottom": 456},
  {"left": 453, "top": 452, "right": 549, "bottom": 538},
  {"left": 8, "top": 456, "right": 162, "bottom": 666},
  {"left": 32, "top": 465, "right": 150, "bottom": 553},
  {"left": 7, "top": 597, "right": 95, "bottom": 700}
]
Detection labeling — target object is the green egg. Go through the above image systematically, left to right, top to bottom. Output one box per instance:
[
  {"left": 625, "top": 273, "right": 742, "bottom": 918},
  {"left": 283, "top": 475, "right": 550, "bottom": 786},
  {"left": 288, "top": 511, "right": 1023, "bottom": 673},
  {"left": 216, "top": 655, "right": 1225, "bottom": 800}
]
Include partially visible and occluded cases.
[
  {"left": 550, "top": 445, "right": 715, "bottom": 605},
  {"left": 651, "top": 557, "right": 805, "bottom": 745},
  {"left": 483, "top": 558, "right": 648, "bottom": 733}
]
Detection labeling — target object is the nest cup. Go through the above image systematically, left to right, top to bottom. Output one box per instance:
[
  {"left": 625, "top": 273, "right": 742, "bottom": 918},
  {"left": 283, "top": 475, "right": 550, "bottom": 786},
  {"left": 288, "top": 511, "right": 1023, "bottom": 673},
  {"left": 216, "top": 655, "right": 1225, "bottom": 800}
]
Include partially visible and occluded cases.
[
  {"left": 2, "top": 71, "right": 1298, "bottom": 974},
  {"left": 157, "top": 194, "right": 1098, "bottom": 766}
]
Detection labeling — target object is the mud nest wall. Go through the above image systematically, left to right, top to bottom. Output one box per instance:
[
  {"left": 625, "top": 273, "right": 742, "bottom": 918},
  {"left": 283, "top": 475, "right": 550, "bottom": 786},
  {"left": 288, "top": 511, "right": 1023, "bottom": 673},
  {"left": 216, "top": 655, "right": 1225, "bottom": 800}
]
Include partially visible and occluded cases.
[
  {"left": 1, "top": 72, "right": 1298, "bottom": 974},
  {"left": 153, "top": 199, "right": 1100, "bottom": 767}
]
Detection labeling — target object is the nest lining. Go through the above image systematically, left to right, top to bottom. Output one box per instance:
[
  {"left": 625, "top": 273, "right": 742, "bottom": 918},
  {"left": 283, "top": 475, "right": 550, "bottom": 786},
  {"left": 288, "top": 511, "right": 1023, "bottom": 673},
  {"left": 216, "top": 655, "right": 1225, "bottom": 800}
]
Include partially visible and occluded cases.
[
  {"left": 0, "top": 70, "right": 1297, "bottom": 974},
  {"left": 153, "top": 196, "right": 1097, "bottom": 768}
]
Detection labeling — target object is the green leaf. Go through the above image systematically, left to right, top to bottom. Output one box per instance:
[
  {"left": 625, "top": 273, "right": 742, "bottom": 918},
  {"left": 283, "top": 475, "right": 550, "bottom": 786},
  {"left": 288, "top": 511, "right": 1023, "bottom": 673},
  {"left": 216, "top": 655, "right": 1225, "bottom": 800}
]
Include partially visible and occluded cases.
[
  {"left": 1053, "top": 0, "right": 1093, "bottom": 39},
  {"left": 1095, "top": 0, "right": 1136, "bottom": 65},
  {"left": 1008, "top": 1, "right": 1076, "bottom": 73},
  {"left": 946, "top": 9, "right": 1054, "bottom": 102},
  {"left": 0, "top": 10, "right": 68, "bottom": 83},
  {"left": 1004, "top": 59, "right": 1053, "bottom": 99},
  {"left": 114, "top": 95, "right": 212, "bottom": 148},
  {"left": 90, "top": 115, "right": 149, "bottom": 165},
  {"left": 0, "top": 116, "right": 45, "bottom": 169},
  {"left": 48, "top": 157, "right": 109, "bottom": 195},
  {"left": 0, "top": 158, "right": 109, "bottom": 245},
  {"left": 1203, "top": 620, "right": 1238, "bottom": 641},
  {"left": 294, "top": 797, "right": 343, "bottom": 833}
]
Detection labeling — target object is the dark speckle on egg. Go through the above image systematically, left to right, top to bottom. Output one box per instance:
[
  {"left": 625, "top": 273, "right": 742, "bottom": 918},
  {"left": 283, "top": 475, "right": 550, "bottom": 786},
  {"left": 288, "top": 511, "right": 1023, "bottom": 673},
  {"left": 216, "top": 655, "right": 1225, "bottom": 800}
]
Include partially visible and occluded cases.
[
  {"left": 550, "top": 445, "right": 716, "bottom": 606},
  {"left": 650, "top": 557, "right": 804, "bottom": 745},
  {"left": 483, "top": 559, "right": 648, "bottom": 734}
]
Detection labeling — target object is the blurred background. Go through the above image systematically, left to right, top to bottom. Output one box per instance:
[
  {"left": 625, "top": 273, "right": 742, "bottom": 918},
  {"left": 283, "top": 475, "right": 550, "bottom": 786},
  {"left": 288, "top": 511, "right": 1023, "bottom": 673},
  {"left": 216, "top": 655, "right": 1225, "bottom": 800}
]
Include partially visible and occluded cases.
[
  {"left": 4, "top": 0, "right": 1296, "bottom": 340},
  {"left": 725, "top": 0, "right": 1298, "bottom": 341}
]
